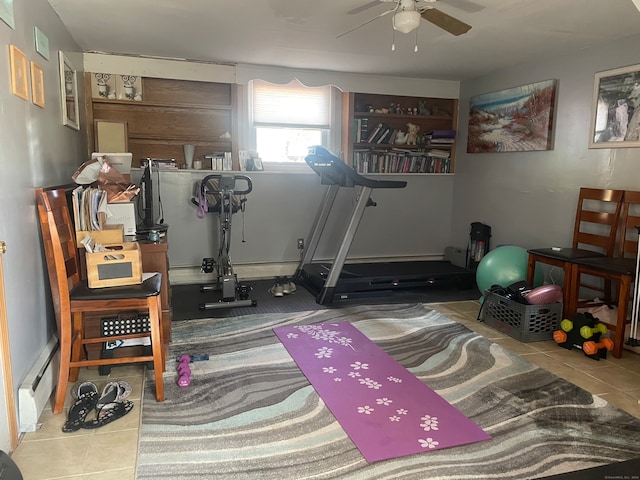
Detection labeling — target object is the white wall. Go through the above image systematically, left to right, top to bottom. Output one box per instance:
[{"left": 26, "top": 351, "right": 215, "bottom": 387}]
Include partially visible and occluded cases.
[
  {"left": 0, "top": 0, "right": 86, "bottom": 450},
  {"left": 452, "top": 34, "right": 640, "bottom": 261}
]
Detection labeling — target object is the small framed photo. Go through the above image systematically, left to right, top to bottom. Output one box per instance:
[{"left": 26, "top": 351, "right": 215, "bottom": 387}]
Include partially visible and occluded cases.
[
  {"left": 0, "top": 0, "right": 15, "bottom": 29},
  {"left": 34, "top": 26, "right": 50, "bottom": 60},
  {"left": 9, "top": 45, "right": 29, "bottom": 100},
  {"left": 59, "top": 51, "right": 80, "bottom": 130},
  {"left": 31, "top": 61, "right": 45, "bottom": 108},
  {"left": 589, "top": 63, "right": 640, "bottom": 148}
]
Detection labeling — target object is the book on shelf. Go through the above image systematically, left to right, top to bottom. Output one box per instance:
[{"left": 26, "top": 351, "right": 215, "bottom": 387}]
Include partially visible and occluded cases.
[
  {"left": 355, "top": 117, "right": 369, "bottom": 143},
  {"left": 365, "top": 123, "right": 383, "bottom": 143},
  {"left": 427, "top": 129, "right": 456, "bottom": 138},
  {"left": 427, "top": 149, "right": 451, "bottom": 158}
]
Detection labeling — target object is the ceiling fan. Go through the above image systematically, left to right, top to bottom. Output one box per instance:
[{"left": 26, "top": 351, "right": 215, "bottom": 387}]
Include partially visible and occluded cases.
[{"left": 338, "top": 0, "right": 473, "bottom": 39}]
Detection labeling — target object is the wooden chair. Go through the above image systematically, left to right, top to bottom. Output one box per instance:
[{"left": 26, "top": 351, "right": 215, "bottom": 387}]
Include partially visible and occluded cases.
[
  {"left": 527, "top": 187, "right": 624, "bottom": 317},
  {"left": 36, "top": 188, "right": 165, "bottom": 414},
  {"left": 566, "top": 190, "right": 640, "bottom": 358}
]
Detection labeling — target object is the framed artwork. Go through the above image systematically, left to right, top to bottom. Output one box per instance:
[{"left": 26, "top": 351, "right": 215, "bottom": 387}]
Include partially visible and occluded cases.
[
  {"left": 0, "top": 0, "right": 15, "bottom": 29},
  {"left": 34, "top": 26, "right": 50, "bottom": 60},
  {"left": 9, "top": 45, "right": 29, "bottom": 100},
  {"left": 59, "top": 51, "right": 80, "bottom": 130},
  {"left": 30, "top": 61, "right": 45, "bottom": 108},
  {"left": 589, "top": 64, "right": 640, "bottom": 148},
  {"left": 467, "top": 79, "right": 557, "bottom": 153},
  {"left": 94, "top": 119, "right": 128, "bottom": 152}
]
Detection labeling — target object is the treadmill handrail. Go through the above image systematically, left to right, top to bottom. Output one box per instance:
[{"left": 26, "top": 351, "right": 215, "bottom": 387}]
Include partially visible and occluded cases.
[{"left": 306, "top": 146, "right": 407, "bottom": 189}]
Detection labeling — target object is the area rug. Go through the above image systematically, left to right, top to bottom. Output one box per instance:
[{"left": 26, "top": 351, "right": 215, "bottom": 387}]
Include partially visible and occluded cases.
[
  {"left": 136, "top": 304, "right": 640, "bottom": 479},
  {"left": 273, "top": 321, "right": 490, "bottom": 462}
]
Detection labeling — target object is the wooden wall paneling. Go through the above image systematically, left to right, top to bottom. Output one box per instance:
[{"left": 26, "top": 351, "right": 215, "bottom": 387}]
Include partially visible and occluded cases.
[
  {"left": 84, "top": 73, "right": 96, "bottom": 156},
  {"left": 86, "top": 74, "right": 238, "bottom": 169},
  {"left": 141, "top": 78, "right": 232, "bottom": 107},
  {"left": 92, "top": 104, "right": 232, "bottom": 140}
]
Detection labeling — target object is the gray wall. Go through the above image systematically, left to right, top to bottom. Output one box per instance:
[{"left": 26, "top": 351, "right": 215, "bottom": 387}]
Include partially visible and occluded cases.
[
  {"left": 0, "top": 0, "right": 86, "bottom": 450},
  {"left": 452, "top": 34, "right": 640, "bottom": 265},
  {"left": 134, "top": 170, "right": 455, "bottom": 270}
]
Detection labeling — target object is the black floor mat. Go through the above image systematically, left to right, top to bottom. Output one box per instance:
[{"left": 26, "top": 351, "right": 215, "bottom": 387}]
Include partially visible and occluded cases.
[{"left": 171, "top": 279, "right": 481, "bottom": 321}]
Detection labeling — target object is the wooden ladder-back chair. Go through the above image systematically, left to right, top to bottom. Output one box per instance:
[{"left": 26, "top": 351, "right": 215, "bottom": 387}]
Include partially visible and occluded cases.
[
  {"left": 527, "top": 187, "right": 625, "bottom": 317},
  {"left": 36, "top": 188, "right": 165, "bottom": 414},
  {"left": 566, "top": 189, "right": 640, "bottom": 358}
]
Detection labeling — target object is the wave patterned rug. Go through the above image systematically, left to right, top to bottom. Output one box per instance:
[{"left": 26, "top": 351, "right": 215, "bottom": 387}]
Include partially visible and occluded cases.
[{"left": 137, "top": 304, "right": 640, "bottom": 480}]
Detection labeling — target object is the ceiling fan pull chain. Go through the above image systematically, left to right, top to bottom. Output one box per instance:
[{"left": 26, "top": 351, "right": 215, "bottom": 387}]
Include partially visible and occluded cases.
[
  {"left": 391, "top": 27, "right": 396, "bottom": 51},
  {"left": 414, "top": 29, "right": 418, "bottom": 52}
]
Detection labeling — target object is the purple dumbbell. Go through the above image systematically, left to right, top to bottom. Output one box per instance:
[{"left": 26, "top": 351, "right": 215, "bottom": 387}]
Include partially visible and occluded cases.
[{"left": 177, "top": 355, "right": 191, "bottom": 387}]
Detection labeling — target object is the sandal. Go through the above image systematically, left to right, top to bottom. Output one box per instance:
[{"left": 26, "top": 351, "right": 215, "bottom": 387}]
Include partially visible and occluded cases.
[
  {"left": 96, "top": 381, "right": 132, "bottom": 409},
  {"left": 62, "top": 382, "right": 99, "bottom": 433},
  {"left": 82, "top": 400, "right": 134, "bottom": 429}
]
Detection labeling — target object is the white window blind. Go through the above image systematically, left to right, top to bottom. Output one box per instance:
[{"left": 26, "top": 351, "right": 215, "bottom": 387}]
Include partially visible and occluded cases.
[{"left": 251, "top": 79, "right": 331, "bottom": 129}]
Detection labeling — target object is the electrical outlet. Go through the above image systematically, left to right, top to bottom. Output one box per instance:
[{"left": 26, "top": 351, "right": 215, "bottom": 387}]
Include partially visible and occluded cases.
[{"left": 297, "top": 238, "right": 304, "bottom": 250}]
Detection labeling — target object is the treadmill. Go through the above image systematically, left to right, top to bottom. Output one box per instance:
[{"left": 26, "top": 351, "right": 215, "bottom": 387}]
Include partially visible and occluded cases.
[{"left": 296, "top": 146, "right": 475, "bottom": 305}]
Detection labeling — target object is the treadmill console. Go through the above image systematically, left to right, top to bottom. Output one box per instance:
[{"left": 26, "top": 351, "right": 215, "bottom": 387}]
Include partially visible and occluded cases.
[{"left": 306, "top": 146, "right": 407, "bottom": 190}]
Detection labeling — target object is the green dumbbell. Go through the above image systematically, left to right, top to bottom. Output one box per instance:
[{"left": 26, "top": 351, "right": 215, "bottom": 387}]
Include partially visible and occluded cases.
[
  {"left": 560, "top": 319, "right": 573, "bottom": 332},
  {"left": 580, "top": 323, "right": 608, "bottom": 339}
]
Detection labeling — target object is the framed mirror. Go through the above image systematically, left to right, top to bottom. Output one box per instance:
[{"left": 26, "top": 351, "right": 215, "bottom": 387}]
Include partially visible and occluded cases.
[{"left": 58, "top": 51, "right": 80, "bottom": 130}]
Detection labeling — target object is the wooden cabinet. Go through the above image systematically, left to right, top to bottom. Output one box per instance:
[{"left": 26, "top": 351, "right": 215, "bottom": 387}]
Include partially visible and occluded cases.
[
  {"left": 85, "top": 75, "right": 238, "bottom": 169},
  {"left": 341, "top": 92, "right": 458, "bottom": 174}
]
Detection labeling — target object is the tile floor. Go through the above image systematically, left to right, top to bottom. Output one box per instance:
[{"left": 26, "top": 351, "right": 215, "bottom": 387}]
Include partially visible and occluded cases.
[{"left": 10, "top": 300, "right": 640, "bottom": 480}]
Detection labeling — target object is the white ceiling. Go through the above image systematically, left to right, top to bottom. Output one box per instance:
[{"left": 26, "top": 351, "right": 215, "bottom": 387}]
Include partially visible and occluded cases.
[{"left": 48, "top": 0, "right": 640, "bottom": 81}]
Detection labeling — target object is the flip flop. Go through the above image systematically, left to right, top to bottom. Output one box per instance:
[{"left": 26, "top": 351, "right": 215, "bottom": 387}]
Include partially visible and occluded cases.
[
  {"left": 96, "top": 381, "right": 132, "bottom": 409},
  {"left": 62, "top": 382, "right": 99, "bottom": 433},
  {"left": 81, "top": 400, "right": 134, "bottom": 429}
]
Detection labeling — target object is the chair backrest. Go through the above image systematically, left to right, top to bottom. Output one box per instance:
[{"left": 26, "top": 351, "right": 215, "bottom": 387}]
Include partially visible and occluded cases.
[
  {"left": 572, "top": 187, "right": 624, "bottom": 255},
  {"left": 36, "top": 188, "right": 81, "bottom": 324},
  {"left": 617, "top": 190, "right": 640, "bottom": 259}
]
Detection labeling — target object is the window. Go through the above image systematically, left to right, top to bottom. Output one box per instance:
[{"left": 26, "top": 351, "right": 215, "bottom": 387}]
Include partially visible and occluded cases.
[{"left": 250, "top": 79, "right": 332, "bottom": 165}]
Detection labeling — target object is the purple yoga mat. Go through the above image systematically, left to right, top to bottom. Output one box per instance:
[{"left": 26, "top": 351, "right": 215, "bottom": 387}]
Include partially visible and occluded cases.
[{"left": 274, "top": 321, "right": 491, "bottom": 463}]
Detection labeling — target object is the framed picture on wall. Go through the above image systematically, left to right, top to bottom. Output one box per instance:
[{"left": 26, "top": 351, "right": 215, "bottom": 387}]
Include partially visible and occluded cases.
[
  {"left": 0, "top": 0, "right": 15, "bottom": 29},
  {"left": 9, "top": 45, "right": 29, "bottom": 100},
  {"left": 58, "top": 51, "right": 80, "bottom": 130},
  {"left": 30, "top": 61, "right": 45, "bottom": 108},
  {"left": 589, "top": 63, "right": 640, "bottom": 148},
  {"left": 467, "top": 79, "right": 557, "bottom": 153}
]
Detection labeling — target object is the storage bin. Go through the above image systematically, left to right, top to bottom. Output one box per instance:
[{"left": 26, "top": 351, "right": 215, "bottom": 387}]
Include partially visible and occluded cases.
[
  {"left": 76, "top": 224, "right": 124, "bottom": 246},
  {"left": 86, "top": 242, "right": 142, "bottom": 288},
  {"left": 481, "top": 290, "right": 561, "bottom": 342}
]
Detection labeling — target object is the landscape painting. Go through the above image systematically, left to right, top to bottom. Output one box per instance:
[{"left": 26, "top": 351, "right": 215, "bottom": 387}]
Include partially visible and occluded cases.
[{"left": 467, "top": 79, "right": 557, "bottom": 153}]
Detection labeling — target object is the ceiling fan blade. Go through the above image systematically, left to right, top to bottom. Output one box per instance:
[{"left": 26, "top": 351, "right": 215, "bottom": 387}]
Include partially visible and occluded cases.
[
  {"left": 347, "top": 0, "right": 383, "bottom": 15},
  {"left": 632, "top": 0, "right": 640, "bottom": 12},
  {"left": 337, "top": 7, "right": 396, "bottom": 39},
  {"left": 421, "top": 8, "right": 472, "bottom": 36}
]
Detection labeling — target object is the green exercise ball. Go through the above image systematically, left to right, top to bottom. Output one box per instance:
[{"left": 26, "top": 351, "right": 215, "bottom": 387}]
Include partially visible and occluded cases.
[{"left": 476, "top": 245, "right": 543, "bottom": 293}]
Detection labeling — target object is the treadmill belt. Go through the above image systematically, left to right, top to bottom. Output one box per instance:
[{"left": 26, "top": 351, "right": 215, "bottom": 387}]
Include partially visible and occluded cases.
[{"left": 301, "top": 260, "right": 475, "bottom": 294}]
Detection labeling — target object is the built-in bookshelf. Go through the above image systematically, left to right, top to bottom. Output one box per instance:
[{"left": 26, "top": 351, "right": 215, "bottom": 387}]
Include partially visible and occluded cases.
[{"left": 341, "top": 92, "right": 459, "bottom": 175}]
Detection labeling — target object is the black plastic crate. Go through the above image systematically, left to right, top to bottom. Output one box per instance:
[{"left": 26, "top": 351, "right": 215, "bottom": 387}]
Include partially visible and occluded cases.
[{"left": 481, "top": 290, "right": 561, "bottom": 342}]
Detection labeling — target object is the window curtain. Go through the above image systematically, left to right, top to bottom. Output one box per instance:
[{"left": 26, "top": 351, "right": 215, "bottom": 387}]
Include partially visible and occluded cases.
[{"left": 251, "top": 79, "right": 331, "bottom": 129}]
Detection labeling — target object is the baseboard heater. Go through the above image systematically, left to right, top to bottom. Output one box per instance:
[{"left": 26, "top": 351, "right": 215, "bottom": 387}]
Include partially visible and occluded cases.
[{"left": 18, "top": 335, "right": 59, "bottom": 432}]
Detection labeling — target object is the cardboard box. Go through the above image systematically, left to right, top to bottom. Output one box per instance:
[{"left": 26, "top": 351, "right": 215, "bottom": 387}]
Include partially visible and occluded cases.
[
  {"left": 105, "top": 202, "right": 136, "bottom": 235},
  {"left": 76, "top": 224, "right": 124, "bottom": 246},
  {"left": 86, "top": 242, "right": 142, "bottom": 288}
]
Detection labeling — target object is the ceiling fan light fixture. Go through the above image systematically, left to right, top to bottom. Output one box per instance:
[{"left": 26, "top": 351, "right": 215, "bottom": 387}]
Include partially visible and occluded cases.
[{"left": 393, "top": 10, "right": 421, "bottom": 34}]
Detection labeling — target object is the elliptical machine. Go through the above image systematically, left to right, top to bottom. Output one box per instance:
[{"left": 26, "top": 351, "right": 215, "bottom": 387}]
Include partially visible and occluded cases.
[{"left": 194, "top": 174, "right": 256, "bottom": 310}]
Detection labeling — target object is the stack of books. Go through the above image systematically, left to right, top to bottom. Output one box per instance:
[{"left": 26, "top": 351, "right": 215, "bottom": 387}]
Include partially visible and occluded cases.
[{"left": 426, "top": 129, "right": 456, "bottom": 147}]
